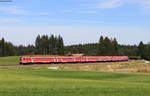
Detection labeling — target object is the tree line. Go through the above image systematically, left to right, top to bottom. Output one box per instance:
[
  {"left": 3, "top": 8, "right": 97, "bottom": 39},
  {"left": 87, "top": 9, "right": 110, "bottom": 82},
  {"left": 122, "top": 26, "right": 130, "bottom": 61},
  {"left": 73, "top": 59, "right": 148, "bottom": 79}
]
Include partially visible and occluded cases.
[
  {"left": 0, "top": 34, "right": 64, "bottom": 56},
  {"left": 0, "top": 35, "right": 150, "bottom": 60},
  {"left": 35, "top": 35, "right": 64, "bottom": 55},
  {"left": 65, "top": 36, "right": 150, "bottom": 60}
]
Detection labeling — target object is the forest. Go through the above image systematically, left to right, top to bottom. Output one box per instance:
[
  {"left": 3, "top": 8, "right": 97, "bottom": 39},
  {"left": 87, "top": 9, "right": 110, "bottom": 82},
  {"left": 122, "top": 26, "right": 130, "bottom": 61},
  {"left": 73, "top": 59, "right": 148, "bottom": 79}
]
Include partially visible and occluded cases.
[{"left": 0, "top": 34, "right": 150, "bottom": 60}]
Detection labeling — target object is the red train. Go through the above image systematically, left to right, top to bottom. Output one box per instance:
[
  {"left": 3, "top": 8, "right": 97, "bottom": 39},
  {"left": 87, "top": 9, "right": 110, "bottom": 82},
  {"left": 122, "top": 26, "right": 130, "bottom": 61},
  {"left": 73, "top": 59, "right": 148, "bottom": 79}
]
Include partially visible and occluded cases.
[{"left": 20, "top": 56, "right": 129, "bottom": 64}]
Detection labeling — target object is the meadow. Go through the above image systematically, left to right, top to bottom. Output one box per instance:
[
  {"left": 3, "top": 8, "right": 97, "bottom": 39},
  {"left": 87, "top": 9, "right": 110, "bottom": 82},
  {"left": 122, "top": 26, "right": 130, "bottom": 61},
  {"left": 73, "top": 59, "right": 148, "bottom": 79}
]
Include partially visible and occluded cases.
[
  {"left": 0, "top": 56, "right": 150, "bottom": 96},
  {"left": 0, "top": 56, "right": 19, "bottom": 66},
  {"left": 1, "top": 68, "right": 150, "bottom": 96}
]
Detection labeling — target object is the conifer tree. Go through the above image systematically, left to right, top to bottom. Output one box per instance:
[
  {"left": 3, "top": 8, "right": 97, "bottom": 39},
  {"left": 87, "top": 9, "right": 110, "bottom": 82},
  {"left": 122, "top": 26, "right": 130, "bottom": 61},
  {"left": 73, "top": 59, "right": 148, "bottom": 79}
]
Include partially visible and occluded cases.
[
  {"left": 35, "top": 35, "right": 41, "bottom": 54},
  {"left": 56, "top": 35, "right": 64, "bottom": 55},
  {"left": 98, "top": 36, "right": 104, "bottom": 55},
  {"left": 1, "top": 38, "right": 5, "bottom": 56},
  {"left": 112, "top": 38, "right": 119, "bottom": 56},
  {"left": 138, "top": 41, "right": 145, "bottom": 58}
]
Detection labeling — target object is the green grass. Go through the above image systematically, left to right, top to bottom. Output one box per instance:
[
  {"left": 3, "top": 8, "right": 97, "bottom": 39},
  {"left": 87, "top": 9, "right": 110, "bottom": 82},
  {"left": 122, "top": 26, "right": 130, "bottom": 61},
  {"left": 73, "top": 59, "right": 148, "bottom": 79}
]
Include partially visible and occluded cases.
[
  {"left": 0, "top": 55, "right": 57, "bottom": 66},
  {"left": 0, "top": 56, "right": 19, "bottom": 66},
  {"left": 0, "top": 68, "right": 150, "bottom": 96}
]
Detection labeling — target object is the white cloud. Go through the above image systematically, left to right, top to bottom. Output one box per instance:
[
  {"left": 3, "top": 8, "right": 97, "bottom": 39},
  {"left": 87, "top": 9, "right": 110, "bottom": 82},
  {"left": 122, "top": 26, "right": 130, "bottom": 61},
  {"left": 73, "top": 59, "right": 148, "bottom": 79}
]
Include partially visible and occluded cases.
[
  {"left": 80, "top": 0, "right": 124, "bottom": 9},
  {"left": 81, "top": 0, "right": 150, "bottom": 10},
  {"left": 98, "top": 0, "right": 123, "bottom": 9},
  {"left": 135, "top": 0, "right": 150, "bottom": 12},
  {"left": 137, "top": 0, "right": 150, "bottom": 8},
  {"left": 0, "top": 5, "right": 49, "bottom": 15},
  {"left": 0, "top": 6, "right": 28, "bottom": 14},
  {"left": 61, "top": 9, "right": 97, "bottom": 14},
  {"left": 78, "top": 10, "right": 97, "bottom": 14},
  {"left": 0, "top": 18, "right": 23, "bottom": 23},
  {"left": 47, "top": 18, "right": 127, "bottom": 25},
  {"left": 47, "top": 19, "right": 103, "bottom": 24}
]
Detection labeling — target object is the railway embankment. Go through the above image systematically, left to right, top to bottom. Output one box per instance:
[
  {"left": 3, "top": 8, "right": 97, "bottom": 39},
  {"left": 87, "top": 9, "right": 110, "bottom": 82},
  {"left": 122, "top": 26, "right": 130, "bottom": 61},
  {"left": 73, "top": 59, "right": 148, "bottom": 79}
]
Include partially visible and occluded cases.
[{"left": 0, "top": 56, "right": 150, "bottom": 74}]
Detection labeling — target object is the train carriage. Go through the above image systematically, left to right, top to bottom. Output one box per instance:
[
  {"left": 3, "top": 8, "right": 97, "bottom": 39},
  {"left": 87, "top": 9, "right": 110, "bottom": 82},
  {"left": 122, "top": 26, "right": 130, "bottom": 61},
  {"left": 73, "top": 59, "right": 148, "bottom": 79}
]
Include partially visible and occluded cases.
[{"left": 20, "top": 56, "right": 129, "bottom": 64}]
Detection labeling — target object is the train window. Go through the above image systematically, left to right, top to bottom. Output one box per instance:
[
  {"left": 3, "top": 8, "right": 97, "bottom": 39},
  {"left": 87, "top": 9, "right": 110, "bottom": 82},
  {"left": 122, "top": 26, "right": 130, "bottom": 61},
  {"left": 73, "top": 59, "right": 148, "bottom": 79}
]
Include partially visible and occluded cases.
[
  {"left": 23, "top": 58, "right": 27, "bottom": 60},
  {"left": 27, "top": 58, "right": 31, "bottom": 60}
]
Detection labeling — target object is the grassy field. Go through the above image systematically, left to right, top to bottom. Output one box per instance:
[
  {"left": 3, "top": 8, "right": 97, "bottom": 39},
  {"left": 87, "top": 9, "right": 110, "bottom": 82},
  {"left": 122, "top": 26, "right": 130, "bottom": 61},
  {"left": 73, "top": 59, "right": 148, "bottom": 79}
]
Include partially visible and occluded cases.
[
  {"left": 0, "top": 55, "right": 56, "bottom": 66},
  {"left": 0, "top": 56, "right": 19, "bottom": 66},
  {"left": 0, "top": 56, "right": 150, "bottom": 96},
  {"left": 0, "top": 68, "right": 150, "bottom": 96}
]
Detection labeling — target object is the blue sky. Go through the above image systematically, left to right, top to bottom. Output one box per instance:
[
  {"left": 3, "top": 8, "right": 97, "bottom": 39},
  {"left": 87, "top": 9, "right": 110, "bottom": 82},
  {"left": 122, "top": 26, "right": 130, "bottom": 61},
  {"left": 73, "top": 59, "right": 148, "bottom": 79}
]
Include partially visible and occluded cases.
[{"left": 0, "top": 0, "right": 150, "bottom": 45}]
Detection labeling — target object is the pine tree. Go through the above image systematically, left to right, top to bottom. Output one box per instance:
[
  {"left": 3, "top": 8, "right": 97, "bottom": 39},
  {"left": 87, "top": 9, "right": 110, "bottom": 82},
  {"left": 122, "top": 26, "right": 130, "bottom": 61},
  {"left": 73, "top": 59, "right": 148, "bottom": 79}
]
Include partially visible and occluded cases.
[
  {"left": 35, "top": 35, "right": 41, "bottom": 54},
  {"left": 41, "top": 35, "right": 49, "bottom": 55},
  {"left": 48, "top": 35, "right": 53, "bottom": 55},
  {"left": 56, "top": 35, "right": 64, "bottom": 55},
  {"left": 98, "top": 36, "right": 104, "bottom": 55},
  {"left": 103, "top": 37, "right": 113, "bottom": 55},
  {"left": 1, "top": 38, "right": 5, "bottom": 56},
  {"left": 112, "top": 38, "right": 119, "bottom": 56},
  {"left": 0, "top": 39, "right": 1, "bottom": 56},
  {"left": 138, "top": 41, "right": 145, "bottom": 58},
  {"left": 145, "top": 44, "right": 150, "bottom": 60}
]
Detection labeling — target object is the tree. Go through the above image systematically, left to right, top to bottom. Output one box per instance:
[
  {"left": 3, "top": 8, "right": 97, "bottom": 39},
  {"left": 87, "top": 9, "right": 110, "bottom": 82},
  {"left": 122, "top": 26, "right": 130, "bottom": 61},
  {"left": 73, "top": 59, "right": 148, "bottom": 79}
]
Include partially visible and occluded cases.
[
  {"left": 35, "top": 34, "right": 64, "bottom": 55},
  {"left": 49, "top": 34, "right": 56, "bottom": 55},
  {"left": 35, "top": 35, "right": 42, "bottom": 54},
  {"left": 41, "top": 35, "right": 49, "bottom": 54},
  {"left": 56, "top": 35, "right": 64, "bottom": 55},
  {"left": 98, "top": 36, "right": 104, "bottom": 55},
  {"left": 103, "top": 37, "right": 114, "bottom": 55},
  {"left": 1, "top": 38, "right": 5, "bottom": 56},
  {"left": 112, "top": 38, "right": 119, "bottom": 56},
  {"left": 138, "top": 41, "right": 145, "bottom": 58},
  {"left": 4, "top": 42, "right": 15, "bottom": 56},
  {"left": 142, "top": 44, "right": 150, "bottom": 60},
  {"left": 146, "top": 44, "right": 150, "bottom": 60},
  {"left": 27, "top": 45, "right": 35, "bottom": 55}
]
